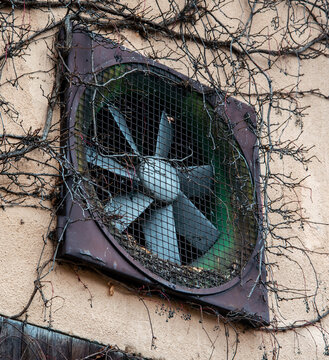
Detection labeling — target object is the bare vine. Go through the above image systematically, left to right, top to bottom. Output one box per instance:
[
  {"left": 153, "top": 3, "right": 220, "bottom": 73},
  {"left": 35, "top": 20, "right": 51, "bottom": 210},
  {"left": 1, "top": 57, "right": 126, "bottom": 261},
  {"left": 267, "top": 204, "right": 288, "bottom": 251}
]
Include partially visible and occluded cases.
[{"left": 0, "top": 1, "right": 329, "bottom": 359}]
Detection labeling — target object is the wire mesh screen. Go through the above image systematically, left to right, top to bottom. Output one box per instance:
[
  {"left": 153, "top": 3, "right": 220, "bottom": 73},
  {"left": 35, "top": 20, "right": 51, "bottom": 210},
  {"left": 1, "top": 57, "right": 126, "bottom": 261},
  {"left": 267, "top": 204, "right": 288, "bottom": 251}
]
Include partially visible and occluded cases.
[{"left": 75, "top": 63, "right": 257, "bottom": 288}]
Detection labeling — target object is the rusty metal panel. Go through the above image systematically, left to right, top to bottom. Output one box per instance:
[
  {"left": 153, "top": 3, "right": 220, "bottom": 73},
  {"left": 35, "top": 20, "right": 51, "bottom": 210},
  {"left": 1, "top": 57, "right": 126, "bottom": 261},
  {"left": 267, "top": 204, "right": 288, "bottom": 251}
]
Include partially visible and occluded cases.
[
  {"left": 0, "top": 315, "right": 149, "bottom": 359},
  {"left": 0, "top": 317, "right": 23, "bottom": 360},
  {"left": 22, "top": 323, "right": 50, "bottom": 359},
  {"left": 71, "top": 337, "right": 91, "bottom": 359}
]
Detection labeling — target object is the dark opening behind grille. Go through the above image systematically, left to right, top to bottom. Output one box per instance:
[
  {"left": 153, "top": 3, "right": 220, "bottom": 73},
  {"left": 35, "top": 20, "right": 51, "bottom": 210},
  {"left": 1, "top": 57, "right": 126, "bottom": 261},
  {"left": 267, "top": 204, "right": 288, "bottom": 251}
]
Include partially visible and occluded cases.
[{"left": 74, "top": 63, "right": 257, "bottom": 288}]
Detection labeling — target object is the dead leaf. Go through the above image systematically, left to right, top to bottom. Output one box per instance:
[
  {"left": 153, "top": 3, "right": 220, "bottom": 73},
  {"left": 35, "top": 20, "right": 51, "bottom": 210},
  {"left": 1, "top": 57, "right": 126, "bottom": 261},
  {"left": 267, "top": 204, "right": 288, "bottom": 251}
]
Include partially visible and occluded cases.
[{"left": 108, "top": 282, "right": 115, "bottom": 296}]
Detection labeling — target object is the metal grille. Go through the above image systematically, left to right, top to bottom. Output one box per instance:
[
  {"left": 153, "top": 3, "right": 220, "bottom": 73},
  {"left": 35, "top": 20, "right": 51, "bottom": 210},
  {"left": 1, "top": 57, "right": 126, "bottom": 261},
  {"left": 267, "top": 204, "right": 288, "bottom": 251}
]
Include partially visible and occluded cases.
[{"left": 75, "top": 63, "right": 257, "bottom": 288}]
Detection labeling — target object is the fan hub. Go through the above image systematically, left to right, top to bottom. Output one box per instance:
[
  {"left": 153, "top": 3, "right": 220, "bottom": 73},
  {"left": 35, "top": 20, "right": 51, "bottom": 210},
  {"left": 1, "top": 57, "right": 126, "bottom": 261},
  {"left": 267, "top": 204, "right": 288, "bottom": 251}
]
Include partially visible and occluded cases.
[{"left": 139, "top": 158, "right": 180, "bottom": 202}]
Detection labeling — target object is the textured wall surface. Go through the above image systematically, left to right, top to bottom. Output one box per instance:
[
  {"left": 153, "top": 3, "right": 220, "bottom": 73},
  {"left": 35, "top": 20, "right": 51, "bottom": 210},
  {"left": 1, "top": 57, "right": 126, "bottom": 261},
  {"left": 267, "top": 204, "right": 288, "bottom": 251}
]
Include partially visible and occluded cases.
[{"left": 0, "top": 1, "right": 328, "bottom": 359}]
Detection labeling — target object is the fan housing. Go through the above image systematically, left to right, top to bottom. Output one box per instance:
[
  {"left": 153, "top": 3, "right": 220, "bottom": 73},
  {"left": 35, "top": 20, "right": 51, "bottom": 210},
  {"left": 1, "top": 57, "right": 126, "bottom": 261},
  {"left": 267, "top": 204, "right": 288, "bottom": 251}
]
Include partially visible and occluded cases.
[{"left": 58, "top": 28, "right": 268, "bottom": 324}]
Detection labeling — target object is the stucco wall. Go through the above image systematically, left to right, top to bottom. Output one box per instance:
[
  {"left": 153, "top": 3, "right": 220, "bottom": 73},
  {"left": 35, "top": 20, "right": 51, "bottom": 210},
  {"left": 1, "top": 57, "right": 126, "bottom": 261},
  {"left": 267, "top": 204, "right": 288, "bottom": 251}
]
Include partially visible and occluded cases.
[{"left": 1, "top": 2, "right": 329, "bottom": 359}]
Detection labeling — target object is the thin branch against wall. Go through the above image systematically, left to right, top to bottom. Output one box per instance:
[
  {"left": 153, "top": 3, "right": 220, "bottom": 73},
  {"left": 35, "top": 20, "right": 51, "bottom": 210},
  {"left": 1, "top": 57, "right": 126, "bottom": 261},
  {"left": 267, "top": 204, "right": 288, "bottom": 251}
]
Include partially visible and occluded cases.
[{"left": 0, "top": 1, "right": 328, "bottom": 359}]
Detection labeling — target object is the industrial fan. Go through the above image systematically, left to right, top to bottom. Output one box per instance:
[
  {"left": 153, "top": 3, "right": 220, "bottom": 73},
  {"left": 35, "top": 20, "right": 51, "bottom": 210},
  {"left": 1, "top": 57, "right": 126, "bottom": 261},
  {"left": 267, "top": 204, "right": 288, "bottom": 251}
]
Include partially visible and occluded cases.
[
  {"left": 59, "top": 28, "right": 269, "bottom": 324},
  {"left": 73, "top": 62, "right": 257, "bottom": 288}
]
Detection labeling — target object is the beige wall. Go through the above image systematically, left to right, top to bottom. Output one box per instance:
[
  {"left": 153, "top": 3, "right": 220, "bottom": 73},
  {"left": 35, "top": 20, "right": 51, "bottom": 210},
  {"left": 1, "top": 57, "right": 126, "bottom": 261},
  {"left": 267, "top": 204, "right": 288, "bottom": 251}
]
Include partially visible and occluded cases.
[{"left": 1, "top": 2, "right": 329, "bottom": 359}]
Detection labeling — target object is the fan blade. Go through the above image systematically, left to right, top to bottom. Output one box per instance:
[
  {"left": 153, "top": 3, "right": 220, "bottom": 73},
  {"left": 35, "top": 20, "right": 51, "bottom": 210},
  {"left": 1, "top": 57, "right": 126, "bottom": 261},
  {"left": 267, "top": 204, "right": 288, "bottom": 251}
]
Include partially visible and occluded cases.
[
  {"left": 108, "top": 105, "right": 140, "bottom": 155},
  {"left": 155, "top": 111, "right": 173, "bottom": 158},
  {"left": 85, "top": 147, "right": 136, "bottom": 179},
  {"left": 178, "top": 165, "right": 214, "bottom": 198},
  {"left": 105, "top": 193, "right": 153, "bottom": 232},
  {"left": 173, "top": 193, "right": 219, "bottom": 252},
  {"left": 143, "top": 204, "right": 181, "bottom": 264}
]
